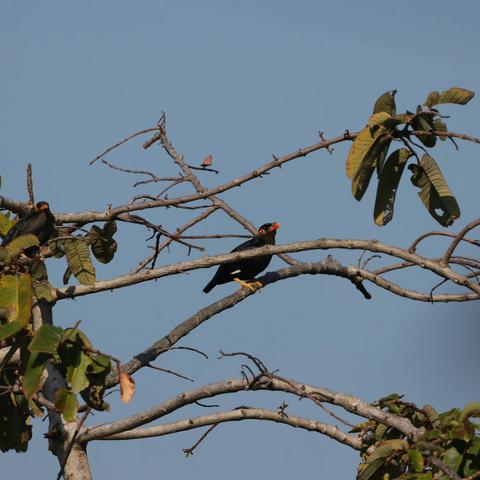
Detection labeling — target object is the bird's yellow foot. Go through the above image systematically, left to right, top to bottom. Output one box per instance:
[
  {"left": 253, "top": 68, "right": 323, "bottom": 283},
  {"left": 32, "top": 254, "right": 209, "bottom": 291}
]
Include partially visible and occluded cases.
[{"left": 233, "top": 278, "right": 263, "bottom": 292}]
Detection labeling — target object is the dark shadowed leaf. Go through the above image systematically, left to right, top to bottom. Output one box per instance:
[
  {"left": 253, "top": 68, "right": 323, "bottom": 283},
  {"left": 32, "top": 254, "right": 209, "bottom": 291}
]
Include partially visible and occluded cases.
[
  {"left": 425, "top": 87, "right": 474, "bottom": 107},
  {"left": 373, "top": 90, "right": 397, "bottom": 115},
  {"left": 412, "top": 114, "right": 436, "bottom": 147},
  {"left": 433, "top": 119, "right": 448, "bottom": 141},
  {"left": 374, "top": 148, "right": 412, "bottom": 225},
  {"left": 408, "top": 155, "right": 460, "bottom": 226},
  {"left": 64, "top": 238, "right": 96, "bottom": 285},
  {"left": 460, "top": 402, "right": 480, "bottom": 422}
]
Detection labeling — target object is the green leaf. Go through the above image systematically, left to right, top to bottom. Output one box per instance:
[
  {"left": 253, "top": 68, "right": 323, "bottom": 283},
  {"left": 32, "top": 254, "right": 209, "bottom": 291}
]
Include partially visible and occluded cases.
[
  {"left": 425, "top": 87, "right": 475, "bottom": 107},
  {"left": 373, "top": 90, "right": 397, "bottom": 115},
  {"left": 412, "top": 114, "right": 436, "bottom": 147},
  {"left": 346, "top": 124, "right": 387, "bottom": 179},
  {"left": 352, "top": 134, "right": 391, "bottom": 200},
  {"left": 374, "top": 148, "right": 412, "bottom": 225},
  {"left": 408, "top": 155, "right": 460, "bottom": 226},
  {"left": 0, "top": 212, "right": 16, "bottom": 237},
  {"left": 4, "top": 234, "right": 39, "bottom": 260},
  {"left": 63, "top": 238, "right": 96, "bottom": 285},
  {"left": 29, "top": 260, "right": 48, "bottom": 281},
  {"left": 0, "top": 273, "right": 32, "bottom": 326},
  {"left": 33, "top": 282, "right": 54, "bottom": 303},
  {"left": 0, "top": 320, "right": 23, "bottom": 341},
  {"left": 28, "top": 324, "right": 64, "bottom": 354},
  {"left": 22, "top": 351, "right": 50, "bottom": 399},
  {"left": 66, "top": 351, "right": 92, "bottom": 394},
  {"left": 55, "top": 388, "right": 79, "bottom": 422},
  {"left": 460, "top": 402, "right": 480, "bottom": 421},
  {"left": 442, "top": 446, "right": 463, "bottom": 473},
  {"left": 408, "top": 449, "right": 424, "bottom": 473},
  {"left": 358, "top": 458, "right": 384, "bottom": 480}
]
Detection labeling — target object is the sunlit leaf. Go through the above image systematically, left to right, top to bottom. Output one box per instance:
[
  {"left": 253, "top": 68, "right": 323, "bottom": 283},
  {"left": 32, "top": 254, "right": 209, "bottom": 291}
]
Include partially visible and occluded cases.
[
  {"left": 425, "top": 87, "right": 475, "bottom": 107},
  {"left": 373, "top": 90, "right": 397, "bottom": 115},
  {"left": 433, "top": 119, "right": 448, "bottom": 141},
  {"left": 346, "top": 124, "right": 386, "bottom": 179},
  {"left": 352, "top": 135, "right": 391, "bottom": 201},
  {"left": 374, "top": 148, "right": 412, "bottom": 225},
  {"left": 408, "top": 155, "right": 460, "bottom": 226},
  {"left": 0, "top": 212, "right": 16, "bottom": 237},
  {"left": 4, "top": 234, "right": 39, "bottom": 260},
  {"left": 63, "top": 238, "right": 96, "bottom": 285},
  {"left": 0, "top": 274, "right": 32, "bottom": 326},
  {"left": 0, "top": 320, "right": 23, "bottom": 341},
  {"left": 28, "top": 324, "right": 64, "bottom": 354},
  {"left": 22, "top": 351, "right": 50, "bottom": 399},
  {"left": 66, "top": 352, "right": 92, "bottom": 394},
  {"left": 119, "top": 370, "right": 136, "bottom": 403},
  {"left": 55, "top": 388, "right": 78, "bottom": 422},
  {"left": 460, "top": 402, "right": 480, "bottom": 422},
  {"left": 442, "top": 446, "right": 463, "bottom": 473},
  {"left": 408, "top": 449, "right": 424, "bottom": 473}
]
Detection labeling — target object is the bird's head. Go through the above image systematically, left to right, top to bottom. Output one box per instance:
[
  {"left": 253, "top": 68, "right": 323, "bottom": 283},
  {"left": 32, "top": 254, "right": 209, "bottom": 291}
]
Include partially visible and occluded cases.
[
  {"left": 36, "top": 201, "right": 50, "bottom": 212},
  {"left": 257, "top": 222, "right": 281, "bottom": 235}
]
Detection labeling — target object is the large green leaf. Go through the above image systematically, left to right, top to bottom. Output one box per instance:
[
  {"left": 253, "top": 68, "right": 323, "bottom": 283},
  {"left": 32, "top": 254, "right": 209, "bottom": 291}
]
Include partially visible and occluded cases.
[
  {"left": 425, "top": 87, "right": 475, "bottom": 107},
  {"left": 373, "top": 90, "right": 397, "bottom": 115},
  {"left": 346, "top": 123, "right": 387, "bottom": 179},
  {"left": 351, "top": 135, "right": 391, "bottom": 201},
  {"left": 374, "top": 148, "right": 412, "bottom": 225},
  {"left": 408, "top": 155, "right": 460, "bottom": 226},
  {"left": 4, "top": 234, "right": 39, "bottom": 261},
  {"left": 63, "top": 238, "right": 96, "bottom": 285},
  {"left": 0, "top": 274, "right": 32, "bottom": 326},
  {"left": 0, "top": 320, "right": 23, "bottom": 341},
  {"left": 28, "top": 324, "right": 64, "bottom": 354},
  {"left": 22, "top": 351, "right": 50, "bottom": 399},
  {"left": 66, "top": 351, "right": 92, "bottom": 394},
  {"left": 55, "top": 388, "right": 79, "bottom": 422},
  {"left": 442, "top": 446, "right": 463, "bottom": 473},
  {"left": 408, "top": 449, "right": 424, "bottom": 473}
]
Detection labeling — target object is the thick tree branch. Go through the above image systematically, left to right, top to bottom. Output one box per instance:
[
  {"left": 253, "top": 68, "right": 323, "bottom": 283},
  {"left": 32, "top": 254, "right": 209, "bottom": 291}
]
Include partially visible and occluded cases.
[
  {"left": 53, "top": 238, "right": 480, "bottom": 300},
  {"left": 79, "top": 375, "right": 419, "bottom": 444},
  {"left": 98, "top": 407, "right": 362, "bottom": 450}
]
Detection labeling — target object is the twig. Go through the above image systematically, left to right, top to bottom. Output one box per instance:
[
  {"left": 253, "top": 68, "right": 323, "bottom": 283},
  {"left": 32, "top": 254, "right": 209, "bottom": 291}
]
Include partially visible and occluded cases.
[
  {"left": 90, "top": 127, "right": 160, "bottom": 165},
  {"left": 27, "top": 164, "right": 34, "bottom": 205},
  {"left": 442, "top": 219, "right": 480, "bottom": 266},
  {"left": 147, "top": 363, "right": 193, "bottom": 382},
  {"left": 183, "top": 424, "right": 218, "bottom": 456}
]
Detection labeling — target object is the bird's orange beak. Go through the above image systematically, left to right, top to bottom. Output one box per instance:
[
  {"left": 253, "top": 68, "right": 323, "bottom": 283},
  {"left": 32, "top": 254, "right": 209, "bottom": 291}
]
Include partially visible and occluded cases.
[{"left": 268, "top": 222, "right": 281, "bottom": 232}]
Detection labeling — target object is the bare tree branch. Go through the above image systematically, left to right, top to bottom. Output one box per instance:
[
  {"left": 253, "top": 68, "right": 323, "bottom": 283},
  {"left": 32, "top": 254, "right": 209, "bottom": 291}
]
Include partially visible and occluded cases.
[{"left": 99, "top": 407, "right": 362, "bottom": 450}]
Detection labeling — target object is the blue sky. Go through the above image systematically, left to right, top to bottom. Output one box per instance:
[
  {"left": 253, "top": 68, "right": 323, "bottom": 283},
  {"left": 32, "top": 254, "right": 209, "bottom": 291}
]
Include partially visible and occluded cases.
[{"left": 2, "top": 1, "right": 480, "bottom": 478}]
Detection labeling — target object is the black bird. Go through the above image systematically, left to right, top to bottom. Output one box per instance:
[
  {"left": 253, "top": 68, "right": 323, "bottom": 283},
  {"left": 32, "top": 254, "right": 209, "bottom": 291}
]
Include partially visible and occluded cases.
[
  {"left": 1, "top": 201, "right": 55, "bottom": 247},
  {"left": 203, "top": 222, "right": 281, "bottom": 293}
]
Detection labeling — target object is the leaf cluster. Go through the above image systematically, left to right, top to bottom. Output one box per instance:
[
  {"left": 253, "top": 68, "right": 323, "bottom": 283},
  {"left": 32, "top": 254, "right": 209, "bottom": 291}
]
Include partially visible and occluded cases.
[
  {"left": 346, "top": 87, "right": 474, "bottom": 226},
  {"left": 353, "top": 394, "right": 480, "bottom": 479}
]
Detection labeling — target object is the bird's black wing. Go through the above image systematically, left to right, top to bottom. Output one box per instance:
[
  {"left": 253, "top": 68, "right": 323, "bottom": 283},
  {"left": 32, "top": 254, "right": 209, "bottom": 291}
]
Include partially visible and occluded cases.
[{"left": 1, "top": 211, "right": 36, "bottom": 246}]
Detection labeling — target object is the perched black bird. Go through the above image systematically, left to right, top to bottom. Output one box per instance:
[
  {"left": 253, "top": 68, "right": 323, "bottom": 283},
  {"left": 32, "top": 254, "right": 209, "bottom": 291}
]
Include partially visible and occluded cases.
[
  {"left": 1, "top": 201, "right": 55, "bottom": 247},
  {"left": 203, "top": 222, "right": 281, "bottom": 293}
]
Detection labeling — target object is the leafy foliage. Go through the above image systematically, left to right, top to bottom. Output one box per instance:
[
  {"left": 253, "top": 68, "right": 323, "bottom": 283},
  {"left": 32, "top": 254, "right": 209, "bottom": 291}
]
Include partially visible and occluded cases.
[
  {"left": 345, "top": 87, "right": 474, "bottom": 226},
  {"left": 354, "top": 395, "right": 480, "bottom": 479}
]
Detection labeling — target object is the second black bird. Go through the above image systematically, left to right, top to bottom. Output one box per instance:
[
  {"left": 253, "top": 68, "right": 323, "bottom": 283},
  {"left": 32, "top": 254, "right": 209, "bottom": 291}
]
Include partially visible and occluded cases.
[{"left": 203, "top": 222, "right": 281, "bottom": 293}]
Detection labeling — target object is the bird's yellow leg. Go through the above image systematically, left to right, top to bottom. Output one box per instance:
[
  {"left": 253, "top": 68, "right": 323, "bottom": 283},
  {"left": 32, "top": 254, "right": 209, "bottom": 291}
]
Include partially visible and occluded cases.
[{"left": 233, "top": 278, "right": 263, "bottom": 292}]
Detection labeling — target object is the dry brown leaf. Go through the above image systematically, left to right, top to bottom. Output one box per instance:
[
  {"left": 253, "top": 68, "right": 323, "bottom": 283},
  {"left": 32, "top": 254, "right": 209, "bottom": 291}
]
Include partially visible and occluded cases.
[{"left": 119, "top": 371, "right": 136, "bottom": 403}]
